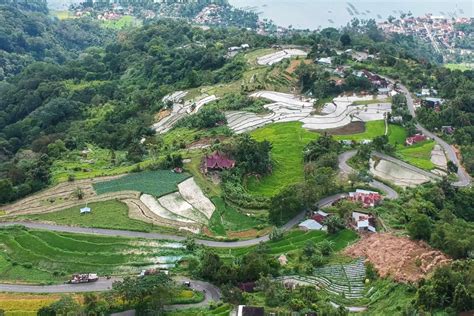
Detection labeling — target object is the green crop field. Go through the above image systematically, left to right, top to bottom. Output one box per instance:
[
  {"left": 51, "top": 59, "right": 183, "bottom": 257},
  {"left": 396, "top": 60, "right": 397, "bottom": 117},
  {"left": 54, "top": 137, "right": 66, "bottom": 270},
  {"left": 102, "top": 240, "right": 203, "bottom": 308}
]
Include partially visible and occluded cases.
[
  {"left": 101, "top": 16, "right": 140, "bottom": 29},
  {"left": 444, "top": 63, "right": 473, "bottom": 72},
  {"left": 333, "top": 120, "right": 407, "bottom": 144},
  {"left": 247, "top": 122, "right": 317, "bottom": 197},
  {"left": 396, "top": 141, "right": 436, "bottom": 170},
  {"left": 50, "top": 145, "right": 152, "bottom": 183},
  {"left": 93, "top": 170, "right": 190, "bottom": 196},
  {"left": 208, "top": 197, "right": 265, "bottom": 235},
  {"left": 19, "top": 200, "right": 175, "bottom": 233},
  {"left": 0, "top": 227, "right": 186, "bottom": 284},
  {"left": 215, "top": 229, "right": 358, "bottom": 258},
  {"left": 165, "top": 304, "right": 232, "bottom": 316}
]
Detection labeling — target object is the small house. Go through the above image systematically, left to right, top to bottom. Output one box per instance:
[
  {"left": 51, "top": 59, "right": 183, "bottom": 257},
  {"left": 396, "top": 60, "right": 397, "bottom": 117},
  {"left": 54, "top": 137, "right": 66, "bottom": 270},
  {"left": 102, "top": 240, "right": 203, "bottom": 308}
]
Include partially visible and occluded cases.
[
  {"left": 317, "top": 57, "right": 332, "bottom": 65},
  {"left": 378, "top": 87, "right": 391, "bottom": 95},
  {"left": 422, "top": 97, "right": 444, "bottom": 108},
  {"left": 441, "top": 126, "right": 455, "bottom": 135},
  {"left": 406, "top": 134, "right": 427, "bottom": 146},
  {"left": 203, "top": 152, "right": 235, "bottom": 173},
  {"left": 349, "top": 189, "right": 382, "bottom": 208},
  {"left": 80, "top": 206, "right": 91, "bottom": 214},
  {"left": 312, "top": 210, "right": 329, "bottom": 224},
  {"left": 352, "top": 211, "right": 376, "bottom": 233},
  {"left": 298, "top": 219, "right": 323, "bottom": 231},
  {"left": 278, "top": 254, "right": 288, "bottom": 266},
  {"left": 237, "top": 305, "right": 265, "bottom": 316}
]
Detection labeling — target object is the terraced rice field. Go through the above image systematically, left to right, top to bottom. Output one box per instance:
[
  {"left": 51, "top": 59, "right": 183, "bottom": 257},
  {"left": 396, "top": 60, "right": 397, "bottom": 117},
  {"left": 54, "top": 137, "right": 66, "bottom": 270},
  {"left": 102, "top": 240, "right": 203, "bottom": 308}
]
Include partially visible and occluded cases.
[
  {"left": 226, "top": 92, "right": 391, "bottom": 134},
  {"left": 248, "top": 122, "right": 316, "bottom": 197},
  {"left": 93, "top": 170, "right": 190, "bottom": 197},
  {"left": 0, "top": 227, "right": 186, "bottom": 284},
  {"left": 216, "top": 229, "right": 357, "bottom": 258},
  {"left": 278, "top": 258, "right": 367, "bottom": 299}
]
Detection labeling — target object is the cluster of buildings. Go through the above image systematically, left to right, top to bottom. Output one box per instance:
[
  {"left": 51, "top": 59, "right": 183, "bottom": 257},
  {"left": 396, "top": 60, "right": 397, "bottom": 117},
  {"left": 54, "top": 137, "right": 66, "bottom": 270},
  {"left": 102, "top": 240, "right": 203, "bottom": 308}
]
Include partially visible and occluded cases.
[
  {"left": 378, "top": 15, "right": 473, "bottom": 61},
  {"left": 299, "top": 189, "right": 382, "bottom": 234}
]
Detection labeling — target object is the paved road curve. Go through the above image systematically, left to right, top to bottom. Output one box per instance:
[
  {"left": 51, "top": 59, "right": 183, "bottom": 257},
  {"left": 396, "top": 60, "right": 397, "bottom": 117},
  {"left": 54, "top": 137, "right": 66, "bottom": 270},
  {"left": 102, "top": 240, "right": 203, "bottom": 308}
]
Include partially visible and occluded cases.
[
  {"left": 396, "top": 82, "right": 471, "bottom": 187},
  {"left": 338, "top": 150, "right": 399, "bottom": 200},
  {"left": 0, "top": 192, "right": 344, "bottom": 249},
  {"left": 0, "top": 277, "right": 221, "bottom": 310}
]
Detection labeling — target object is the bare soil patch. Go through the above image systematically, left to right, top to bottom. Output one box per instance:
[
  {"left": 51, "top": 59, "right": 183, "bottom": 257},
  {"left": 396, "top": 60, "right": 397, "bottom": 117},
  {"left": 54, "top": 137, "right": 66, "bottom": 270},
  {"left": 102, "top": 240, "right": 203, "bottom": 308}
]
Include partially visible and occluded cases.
[
  {"left": 286, "top": 59, "right": 312, "bottom": 74},
  {"left": 155, "top": 109, "right": 171, "bottom": 121},
  {"left": 318, "top": 122, "right": 366, "bottom": 136},
  {"left": 227, "top": 227, "right": 272, "bottom": 239},
  {"left": 344, "top": 233, "right": 451, "bottom": 283}
]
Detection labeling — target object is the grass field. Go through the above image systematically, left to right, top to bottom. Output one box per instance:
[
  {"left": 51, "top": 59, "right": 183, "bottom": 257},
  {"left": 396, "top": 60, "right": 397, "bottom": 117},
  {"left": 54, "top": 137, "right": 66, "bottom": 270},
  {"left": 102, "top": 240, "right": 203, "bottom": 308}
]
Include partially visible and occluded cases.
[
  {"left": 101, "top": 16, "right": 140, "bottom": 29},
  {"left": 444, "top": 63, "right": 473, "bottom": 72},
  {"left": 333, "top": 120, "right": 407, "bottom": 145},
  {"left": 247, "top": 122, "right": 317, "bottom": 197},
  {"left": 396, "top": 141, "right": 436, "bottom": 170},
  {"left": 50, "top": 145, "right": 152, "bottom": 183},
  {"left": 93, "top": 170, "right": 190, "bottom": 197},
  {"left": 208, "top": 198, "right": 264, "bottom": 235},
  {"left": 19, "top": 200, "right": 165, "bottom": 233},
  {"left": 0, "top": 227, "right": 186, "bottom": 284},
  {"left": 215, "top": 229, "right": 358, "bottom": 258},
  {"left": 164, "top": 304, "right": 232, "bottom": 316}
]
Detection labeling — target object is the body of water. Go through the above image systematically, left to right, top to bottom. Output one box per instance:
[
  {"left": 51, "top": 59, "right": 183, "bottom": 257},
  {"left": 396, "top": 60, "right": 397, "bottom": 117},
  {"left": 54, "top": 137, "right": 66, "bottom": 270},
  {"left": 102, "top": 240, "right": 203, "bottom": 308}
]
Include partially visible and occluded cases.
[{"left": 229, "top": 0, "right": 473, "bottom": 29}]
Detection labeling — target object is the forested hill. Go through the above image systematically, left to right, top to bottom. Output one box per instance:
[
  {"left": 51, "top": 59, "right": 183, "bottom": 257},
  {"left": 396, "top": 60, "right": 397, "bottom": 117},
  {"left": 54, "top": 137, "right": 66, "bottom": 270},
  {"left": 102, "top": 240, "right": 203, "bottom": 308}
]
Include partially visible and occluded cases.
[
  {"left": 0, "top": 0, "right": 48, "bottom": 13},
  {"left": 0, "top": 4, "right": 115, "bottom": 80},
  {"left": 0, "top": 16, "right": 269, "bottom": 203}
]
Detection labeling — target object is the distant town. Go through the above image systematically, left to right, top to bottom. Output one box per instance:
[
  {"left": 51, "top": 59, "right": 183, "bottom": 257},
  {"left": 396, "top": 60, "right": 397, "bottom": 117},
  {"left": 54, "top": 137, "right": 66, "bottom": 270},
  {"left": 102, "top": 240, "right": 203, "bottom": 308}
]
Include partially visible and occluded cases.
[{"left": 378, "top": 14, "right": 473, "bottom": 63}]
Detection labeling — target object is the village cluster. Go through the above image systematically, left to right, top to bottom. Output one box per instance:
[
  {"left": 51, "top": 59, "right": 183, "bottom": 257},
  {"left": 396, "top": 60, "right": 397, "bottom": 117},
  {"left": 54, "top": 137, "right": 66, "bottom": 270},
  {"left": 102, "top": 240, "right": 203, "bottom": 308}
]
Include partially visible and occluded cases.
[{"left": 378, "top": 15, "right": 473, "bottom": 61}]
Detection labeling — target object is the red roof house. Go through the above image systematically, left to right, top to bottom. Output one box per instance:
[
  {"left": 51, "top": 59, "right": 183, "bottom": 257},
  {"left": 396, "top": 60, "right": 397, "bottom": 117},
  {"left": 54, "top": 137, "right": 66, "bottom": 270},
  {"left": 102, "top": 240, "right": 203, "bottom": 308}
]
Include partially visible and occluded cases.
[
  {"left": 406, "top": 134, "right": 427, "bottom": 146},
  {"left": 204, "top": 152, "right": 235, "bottom": 172},
  {"left": 349, "top": 189, "right": 382, "bottom": 208}
]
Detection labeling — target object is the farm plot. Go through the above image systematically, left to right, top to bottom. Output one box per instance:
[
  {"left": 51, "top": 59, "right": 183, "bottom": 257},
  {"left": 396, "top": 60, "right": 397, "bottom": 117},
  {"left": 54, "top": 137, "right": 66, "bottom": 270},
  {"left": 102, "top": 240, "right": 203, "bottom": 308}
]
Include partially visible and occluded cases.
[
  {"left": 256, "top": 49, "right": 308, "bottom": 66},
  {"left": 226, "top": 91, "right": 391, "bottom": 134},
  {"left": 152, "top": 92, "right": 217, "bottom": 134},
  {"left": 247, "top": 122, "right": 316, "bottom": 197},
  {"left": 370, "top": 158, "right": 433, "bottom": 188},
  {"left": 93, "top": 170, "right": 190, "bottom": 197},
  {"left": 138, "top": 176, "right": 217, "bottom": 231},
  {"left": 18, "top": 200, "right": 161, "bottom": 232},
  {"left": 0, "top": 227, "right": 187, "bottom": 284},
  {"left": 215, "top": 229, "right": 357, "bottom": 258},
  {"left": 278, "top": 258, "right": 367, "bottom": 299}
]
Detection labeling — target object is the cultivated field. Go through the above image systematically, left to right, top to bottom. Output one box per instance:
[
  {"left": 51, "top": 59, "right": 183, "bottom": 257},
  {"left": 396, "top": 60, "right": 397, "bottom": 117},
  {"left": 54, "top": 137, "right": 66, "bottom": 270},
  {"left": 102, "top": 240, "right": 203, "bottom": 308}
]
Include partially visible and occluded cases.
[
  {"left": 256, "top": 49, "right": 308, "bottom": 65},
  {"left": 226, "top": 91, "right": 391, "bottom": 134},
  {"left": 152, "top": 92, "right": 217, "bottom": 134},
  {"left": 248, "top": 122, "right": 316, "bottom": 196},
  {"left": 370, "top": 158, "right": 433, "bottom": 187},
  {"left": 93, "top": 170, "right": 190, "bottom": 197},
  {"left": 0, "top": 227, "right": 186, "bottom": 284},
  {"left": 215, "top": 229, "right": 358, "bottom": 258},
  {"left": 344, "top": 233, "right": 451, "bottom": 283},
  {"left": 278, "top": 258, "right": 367, "bottom": 299}
]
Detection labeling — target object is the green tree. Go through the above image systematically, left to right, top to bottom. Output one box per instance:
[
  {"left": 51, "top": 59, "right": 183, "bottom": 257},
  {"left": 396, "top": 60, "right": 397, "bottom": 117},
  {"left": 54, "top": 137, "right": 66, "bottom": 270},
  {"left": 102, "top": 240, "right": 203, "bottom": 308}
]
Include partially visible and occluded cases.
[
  {"left": 340, "top": 33, "right": 352, "bottom": 46},
  {"left": 407, "top": 214, "right": 432, "bottom": 241},
  {"left": 324, "top": 215, "right": 345, "bottom": 234}
]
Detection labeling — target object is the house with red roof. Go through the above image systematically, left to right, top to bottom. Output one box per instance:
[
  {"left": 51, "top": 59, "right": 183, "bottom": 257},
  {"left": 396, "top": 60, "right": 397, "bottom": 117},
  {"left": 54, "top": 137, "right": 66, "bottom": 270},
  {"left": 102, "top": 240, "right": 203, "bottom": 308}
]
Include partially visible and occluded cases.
[
  {"left": 405, "top": 134, "right": 428, "bottom": 146},
  {"left": 203, "top": 151, "right": 235, "bottom": 173},
  {"left": 349, "top": 189, "right": 382, "bottom": 208}
]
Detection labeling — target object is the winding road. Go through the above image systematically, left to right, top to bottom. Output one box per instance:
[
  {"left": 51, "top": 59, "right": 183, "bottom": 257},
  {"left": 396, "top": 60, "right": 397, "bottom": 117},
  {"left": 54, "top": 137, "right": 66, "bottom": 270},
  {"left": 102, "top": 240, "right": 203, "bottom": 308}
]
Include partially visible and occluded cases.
[
  {"left": 4, "top": 77, "right": 468, "bottom": 297},
  {"left": 396, "top": 82, "right": 471, "bottom": 187}
]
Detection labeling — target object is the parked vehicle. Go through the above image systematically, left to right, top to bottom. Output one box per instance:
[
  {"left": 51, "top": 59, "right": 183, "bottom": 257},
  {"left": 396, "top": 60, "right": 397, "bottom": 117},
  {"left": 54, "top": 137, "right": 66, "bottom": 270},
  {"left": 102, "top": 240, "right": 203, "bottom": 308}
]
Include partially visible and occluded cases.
[{"left": 69, "top": 273, "right": 99, "bottom": 284}]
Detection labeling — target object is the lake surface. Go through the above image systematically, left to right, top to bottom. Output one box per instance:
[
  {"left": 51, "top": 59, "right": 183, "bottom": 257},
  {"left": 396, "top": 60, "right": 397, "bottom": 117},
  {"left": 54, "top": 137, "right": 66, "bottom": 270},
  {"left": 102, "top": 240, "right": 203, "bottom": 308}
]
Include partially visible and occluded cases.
[{"left": 229, "top": 0, "right": 474, "bottom": 29}]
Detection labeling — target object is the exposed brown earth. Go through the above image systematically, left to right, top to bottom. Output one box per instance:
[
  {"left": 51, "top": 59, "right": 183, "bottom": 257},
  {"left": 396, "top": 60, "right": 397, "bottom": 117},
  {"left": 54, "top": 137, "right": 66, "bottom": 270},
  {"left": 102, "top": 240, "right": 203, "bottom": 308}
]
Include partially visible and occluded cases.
[
  {"left": 319, "top": 121, "right": 366, "bottom": 135},
  {"left": 344, "top": 233, "right": 451, "bottom": 283}
]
